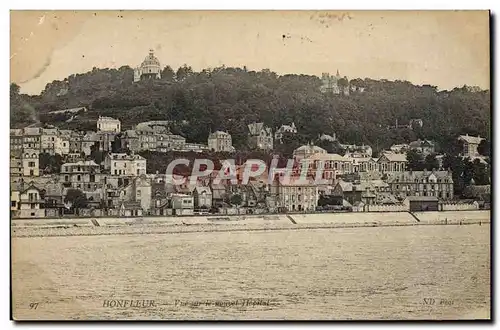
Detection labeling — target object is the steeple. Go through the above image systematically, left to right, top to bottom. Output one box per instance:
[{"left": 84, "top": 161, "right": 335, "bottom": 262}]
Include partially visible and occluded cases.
[{"left": 336, "top": 69, "right": 340, "bottom": 77}]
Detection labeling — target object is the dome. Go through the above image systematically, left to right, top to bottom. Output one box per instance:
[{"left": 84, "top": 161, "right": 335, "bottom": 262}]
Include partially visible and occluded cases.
[{"left": 141, "top": 49, "right": 160, "bottom": 67}]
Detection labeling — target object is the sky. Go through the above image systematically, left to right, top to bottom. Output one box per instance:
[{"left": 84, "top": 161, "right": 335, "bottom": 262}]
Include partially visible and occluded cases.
[{"left": 10, "top": 10, "right": 490, "bottom": 95}]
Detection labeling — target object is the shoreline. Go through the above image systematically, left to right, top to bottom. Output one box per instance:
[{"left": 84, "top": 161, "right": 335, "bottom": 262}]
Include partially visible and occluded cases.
[{"left": 11, "top": 210, "right": 490, "bottom": 238}]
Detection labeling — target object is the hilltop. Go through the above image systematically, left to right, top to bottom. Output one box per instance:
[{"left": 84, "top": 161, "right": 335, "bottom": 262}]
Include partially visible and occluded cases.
[{"left": 10, "top": 65, "right": 491, "bottom": 155}]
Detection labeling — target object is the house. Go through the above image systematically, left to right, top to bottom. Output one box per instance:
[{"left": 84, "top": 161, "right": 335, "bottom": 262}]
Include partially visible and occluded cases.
[
  {"left": 97, "top": 116, "right": 121, "bottom": 133},
  {"left": 247, "top": 122, "right": 274, "bottom": 151},
  {"left": 275, "top": 122, "right": 297, "bottom": 143},
  {"left": 22, "top": 127, "right": 41, "bottom": 150},
  {"left": 40, "top": 128, "right": 59, "bottom": 155},
  {"left": 10, "top": 129, "right": 23, "bottom": 154},
  {"left": 208, "top": 131, "right": 235, "bottom": 152},
  {"left": 156, "top": 133, "right": 186, "bottom": 152},
  {"left": 319, "top": 133, "right": 337, "bottom": 142},
  {"left": 55, "top": 134, "right": 70, "bottom": 155},
  {"left": 458, "top": 134, "right": 484, "bottom": 158},
  {"left": 409, "top": 139, "right": 435, "bottom": 156},
  {"left": 293, "top": 143, "right": 327, "bottom": 160},
  {"left": 390, "top": 143, "right": 409, "bottom": 154},
  {"left": 340, "top": 144, "right": 373, "bottom": 157},
  {"left": 22, "top": 149, "right": 40, "bottom": 177},
  {"left": 376, "top": 152, "right": 407, "bottom": 172},
  {"left": 104, "top": 153, "right": 147, "bottom": 177},
  {"left": 10, "top": 158, "right": 23, "bottom": 180},
  {"left": 61, "top": 160, "right": 101, "bottom": 190},
  {"left": 387, "top": 169, "right": 454, "bottom": 200},
  {"left": 134, "top": 175, "right": 152, "bottom": 213},
  {"left": 275, "top": 177, "right": 318, "bottom": 212},
  {"left": 331, "top": 180, "right": 391, "bottom": 206},
  {"left": 42, "top": 182, "right": 65, "bottom": 217},
  {"left": 210, "top": 183, "right": 228, "bottom": 208},
  {"left": 17, "top": 184, "right": 45, "bottom": 218},
  {"left": 10, "top": 185, "right": 21, "bottom": 218},
  {"left": 194, "top": 186, "right": 212, "bottom": 209},
  {"left": 171, "top": 194, "right": 194, "bottom": 216},
  {"left": 403, "top": 196, "right": 439, "bottom": 212},
  {"left": 118, "top": 201, "right": 143, "bottom": 217}
]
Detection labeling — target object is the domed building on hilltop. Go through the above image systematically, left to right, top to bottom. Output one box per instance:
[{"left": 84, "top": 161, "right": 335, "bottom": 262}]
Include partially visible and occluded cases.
[{"left": 133, "top": 49, "right": 161, "bottom": 82}]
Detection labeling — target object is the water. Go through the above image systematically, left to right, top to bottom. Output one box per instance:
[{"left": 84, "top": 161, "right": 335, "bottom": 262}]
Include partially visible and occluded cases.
[{"left": 12, "top": 224, "right": 490, "bottom": 320}]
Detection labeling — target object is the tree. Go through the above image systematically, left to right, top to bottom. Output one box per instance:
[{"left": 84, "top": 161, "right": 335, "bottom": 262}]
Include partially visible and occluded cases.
[
  {"left": 176, "top": 64, "right": 193, "bottom": 81},
  {"left": 161, "top": 65, "right": 176, "bottom": 81},
  {"left": 478, "top": 139, "right": 491, "bottom": 158},
  {"left": 406, "top": 149, "right": 424, "bottom": 171},
  {"left": 39, "top": 153, "right": 64, "bottom": 174},
  {"left": 424, "top": 153, "right": 440, "bottom": 171},
  {"left": 64, "top": 189, "right": 88, "bottom": 214},
  {"left": 229, "top": 194, "right": 243, "bottom": 206}
]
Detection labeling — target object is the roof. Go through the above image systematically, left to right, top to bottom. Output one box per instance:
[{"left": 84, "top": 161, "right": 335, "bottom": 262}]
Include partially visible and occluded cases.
[
  {"left": 98, "top": 116, "right": 120, "bottom": 121},
  {"left": 23, "top": 127, "right": 41, "bottom": 135},
  {"left": 41, "top": 128, "right": 59, "bottom": 135},
  {"left": 10, "top": 129, "right": 23, "bottom": 136},
  {"left": 209, "top": 131, "right": 231, "bottom": 138},
  {"left": 458, "top": 134, "right": 484, "bottom": 145},
  {"left": 294, "top": 144, "right": 327, "bottom": 155},
  {"left": 379, "top": 152, "right": 407, "bottom": 162},
  {"left": 109, "top": 153, "right": 145, "bottom": 161},
  {"left": 307, "top": 153, "right": 347, "bottom": 161},
  {"left": 387, "top": 170, "right": 452, "bottom": 183},
  {"left": 195, "top": 186, "right": 212, "bottom": 194},
  {"left": 405, "top": 196, "right": 439, "bottom": 202}
]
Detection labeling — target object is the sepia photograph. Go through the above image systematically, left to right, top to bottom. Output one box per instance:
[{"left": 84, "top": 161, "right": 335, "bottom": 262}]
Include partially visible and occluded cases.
[{"left": 9, "top": 9, "right": 491, "bottom": 321}]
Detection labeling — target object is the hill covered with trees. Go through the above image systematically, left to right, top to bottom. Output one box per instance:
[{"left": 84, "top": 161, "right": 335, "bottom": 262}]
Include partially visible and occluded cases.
[{"left": 10, "top": 65, "right": 491, "bottom": 156}]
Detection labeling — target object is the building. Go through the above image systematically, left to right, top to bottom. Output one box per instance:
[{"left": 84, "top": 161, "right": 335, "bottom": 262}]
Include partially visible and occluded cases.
[
  {"left": 133, "top": 49, "right": 161, "bottom": 82},
  {"left": 320, "top": 70, "right": 341, "bottom": 94},
  {"left": 97, "top": 116, "right": 121, "bottom": 133},
  {"left": 247, "top": 122, "right": 273, "bottom": 150},
  {"left": 275, "top": 122, "right": 297, "bottom": 143},
  {"left": 22, "top": 127, "right": 41, "bottom": 151},
  {"left": 40, "top": 128, "right": 59, "bottom": 155},
  {"left": 10, "top": 129, "right": 23, "bottom": 155},
  {"left": 208, "top": 131, "right": 234, "bottom": 152},
  {"left": 156, "top": 133, "right": 186, "bottom": 152},
  {"left": 319, "top": 133, "right": 337, "bottom": 142},
  {"left": 55, "top": 134, "right": 70, "bottom": 155},
  {"left": 458, "top": 134, "right": 484, "bottom": 158},
  {"left": 409, "top": 139, "right": 435, "bottom": 156},
  {"left": 182, "top": 143, "right": 210, "bottom": 153},
  {"left": 293, "top": 143, "right": 327, "bottom": 160},
  {"left": 340, "top": 144, "right": 373, "bottom": 158},
  {"left": 390, "top": 144, "right": 409, "bottom": 154},
  {"left": 22, "top": 149, "right": 39, "bottom": 177},
  {"left": 376, "top": 152, "right": 407, "bottom": 172},
  {"left": 104, "top": 153, "right": 147, "bottom": 177},
  {"left": 10, "top": 158, "right": 23, "bottom": 180},
  {"left": 60, "top": 160, "right": 102, "bottom": 193},
  {"left": 386, "top": 170, "right": 454, "bottom": 200},
  {"left": 134, "top": 175, "right": 152, "bottom": 213},
  {"left": 275, "top": 178, "right": 318, "bottom": 212},
  {"left": 331, "top": 179, "right": 391, "bottom": 206},
  {"left": 17, "top": 184, "right": 45, "bottom": 218},
  {"left": 194, "top": 186, "right": 213, "bottom": 209},
  {"left": 171, "top": 194, "right": 194, "bottom": 216},
  {"left": 403, "top": 196, "right": 439, "bottom": 212}
]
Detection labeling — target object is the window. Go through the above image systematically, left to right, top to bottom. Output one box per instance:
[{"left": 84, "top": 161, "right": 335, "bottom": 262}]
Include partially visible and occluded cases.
[
  {"left": 28, "top": 161, "right": 35, "bottom": 167},
  {"left": 29, "top": 170, "right": 34, "bottom": 176},
  {"left": 65, "top": 175, "right": 69, "bottom": 182},
  {"left": 77, "top": 175, "right": 81, "bottom": 181},
  {"left": 90, "top": 175, "right": 95, "bottom": 182},
  {"left": 137, "top": 190, "right": 141, "bottom": 197},
  {"left": 11, "top": 201, "right": 16, "bottom": 207},
  {"left": 31, "top": 204, "right": 35, "bottom": 209},
  {"left": 31, "top": 212, "right": 35, "bottom": 216}
]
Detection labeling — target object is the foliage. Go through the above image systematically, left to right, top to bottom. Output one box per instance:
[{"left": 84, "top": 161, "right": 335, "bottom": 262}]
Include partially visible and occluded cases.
[
  {"left": 11, "top": 66, "right": 490, "bottom": 156},
  {"left": 39, "top": 153, "right": 64, "bottom": 174},
  {"left": 64, "top": 189, "right": 88, "bottom": 210},
  {"left": 229, "top": 194, "right": 243, "bottom": 206}
]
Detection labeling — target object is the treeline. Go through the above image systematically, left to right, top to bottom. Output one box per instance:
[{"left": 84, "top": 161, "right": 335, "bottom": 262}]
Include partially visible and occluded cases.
[{"left": 10, "top": 65, "right": 490, "bottom": 156}]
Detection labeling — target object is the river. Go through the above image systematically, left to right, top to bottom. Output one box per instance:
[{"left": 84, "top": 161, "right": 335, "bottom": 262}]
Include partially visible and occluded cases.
[{"left": 12, "top": 224, "right": 490, "bottom": 320}]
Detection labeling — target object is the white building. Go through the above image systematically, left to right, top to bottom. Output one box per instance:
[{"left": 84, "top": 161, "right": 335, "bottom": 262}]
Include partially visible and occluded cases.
[
  {"left": 133, "top": 49, "right": 161, "bottom": 83},
  {"left": 97, "top": 116, "right": 121, "bottom": 133},
  {"left": 248, "top": 122, "right": 273, "bottom": 150},
  {"left": 275, "top": 122, "right": 297, "bottom": 143},
  {"left": 40, "top": 128, "right": 59, "bottom": 155},
  {"left": 208, "top": 131, "right": 234, "bottom": 152},
  {"left": 458, "top": 134, "right": 484, "bottom": 158},
  {"left": 55, "top": 135, "right": 70, "bottom": 155},
  {"left": 293, "top": 143, "right": 327, "bottom": 161},
  {"left": 22, "top": 149, "right": 39, "bottom": 177},
  {"left": 104, "top": 153, "right": 147, "bottom": 177},
  {"left": 276, "top": 178, "right": 318, "bottom": 212},
  {"left": 17, "top": 184, "right": 45, "bottom": 218},
  {"left": 171, "top": 193, "right": 194, "bottom": 216}
]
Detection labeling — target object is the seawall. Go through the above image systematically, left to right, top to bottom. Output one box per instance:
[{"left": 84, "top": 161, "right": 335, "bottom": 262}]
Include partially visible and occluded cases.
[{"left": 11, "top": 210, "right": 490, "bottom": 238}]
